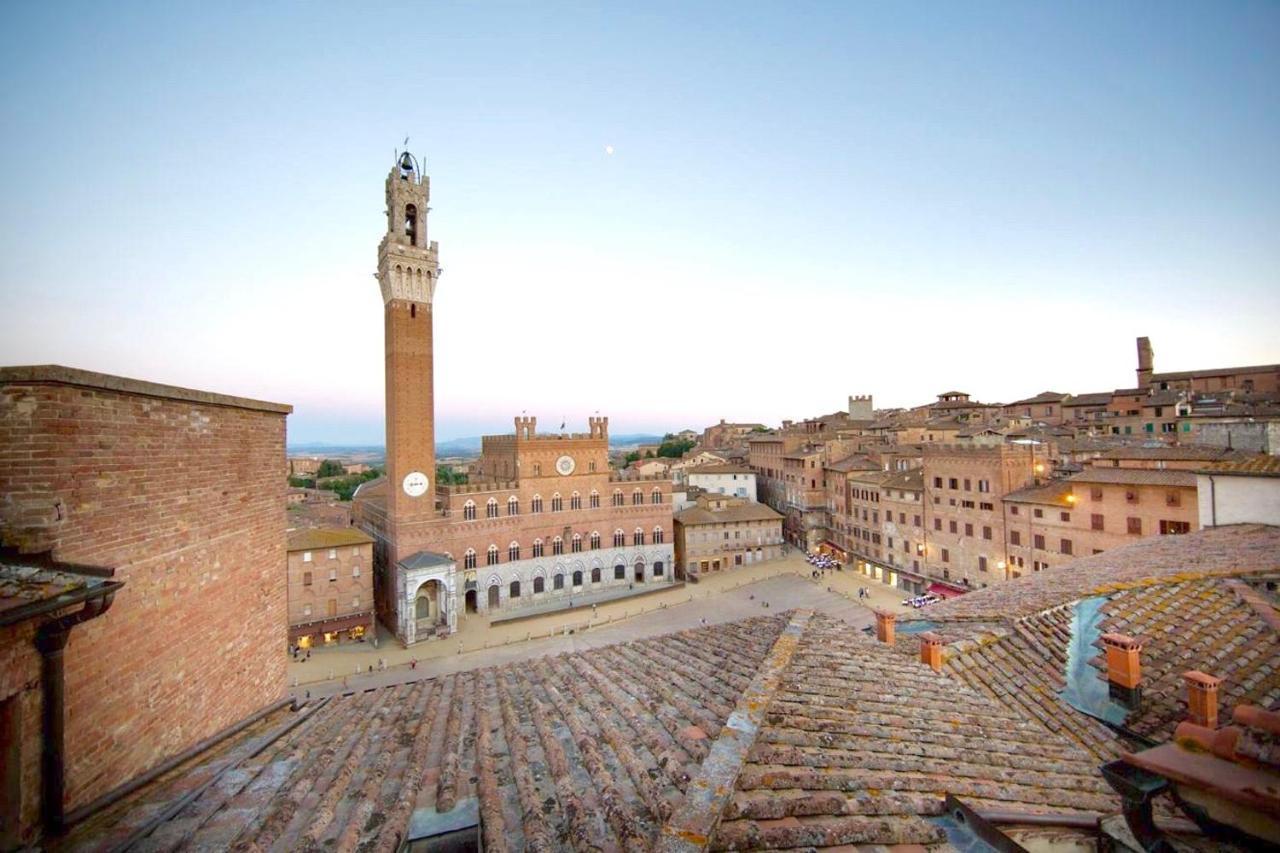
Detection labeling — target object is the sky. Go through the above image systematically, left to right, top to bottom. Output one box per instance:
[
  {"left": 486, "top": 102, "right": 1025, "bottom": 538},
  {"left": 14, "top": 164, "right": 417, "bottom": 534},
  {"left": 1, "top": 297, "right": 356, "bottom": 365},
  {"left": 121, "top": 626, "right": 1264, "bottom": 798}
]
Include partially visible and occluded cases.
[{"left": 1, "top": 2, "right": 1277, "bottom": 444}]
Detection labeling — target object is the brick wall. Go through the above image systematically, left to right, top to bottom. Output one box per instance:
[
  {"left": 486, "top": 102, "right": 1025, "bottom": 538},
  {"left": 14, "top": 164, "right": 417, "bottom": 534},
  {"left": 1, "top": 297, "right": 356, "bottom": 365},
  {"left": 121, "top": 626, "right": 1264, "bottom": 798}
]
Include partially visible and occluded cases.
[
  {"left": 0, "top": 367, "right": 290, "bottom": 812},
  {"left": 0, "top": 620, "right": 42, "bottom": 847}
]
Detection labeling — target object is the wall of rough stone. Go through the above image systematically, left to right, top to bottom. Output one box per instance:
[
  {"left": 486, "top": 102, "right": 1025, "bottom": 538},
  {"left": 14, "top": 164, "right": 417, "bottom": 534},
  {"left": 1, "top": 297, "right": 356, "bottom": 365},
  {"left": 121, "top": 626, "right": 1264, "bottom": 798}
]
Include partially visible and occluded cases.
[{"left": 0, "top": 368, "right": 289, "bottom": 813}]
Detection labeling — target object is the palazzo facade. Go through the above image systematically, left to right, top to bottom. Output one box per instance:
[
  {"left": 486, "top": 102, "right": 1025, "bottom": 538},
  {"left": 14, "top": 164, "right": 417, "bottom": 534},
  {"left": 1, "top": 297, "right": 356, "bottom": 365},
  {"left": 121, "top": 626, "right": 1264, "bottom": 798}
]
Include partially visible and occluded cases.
[{"left": 353, "top": 155, "right": 674, "bottom": 645}]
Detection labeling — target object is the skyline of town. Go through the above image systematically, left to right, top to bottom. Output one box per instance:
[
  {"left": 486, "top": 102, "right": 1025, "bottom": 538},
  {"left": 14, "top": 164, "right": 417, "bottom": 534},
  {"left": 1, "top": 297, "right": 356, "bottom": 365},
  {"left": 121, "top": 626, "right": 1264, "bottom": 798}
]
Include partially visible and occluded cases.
[{"left": 2, "top": 3, "right": 1278, "bottom": 444}]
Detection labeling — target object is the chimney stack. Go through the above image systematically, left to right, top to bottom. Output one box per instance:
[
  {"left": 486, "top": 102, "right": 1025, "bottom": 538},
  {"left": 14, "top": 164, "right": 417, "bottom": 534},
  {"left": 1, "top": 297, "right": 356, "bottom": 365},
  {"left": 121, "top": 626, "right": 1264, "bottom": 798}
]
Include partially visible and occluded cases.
[
  {"left": 874, "top": 610, "right": 895, "bottom": 646},
  {"left": 919, "top": 632, "right": 943, "bottom": 672},
  {"left": 1100, "top": 633, "right": 1143, "bottom": 708},
  {"left": 1183, "top": 671, "right": 1223, "bottom": 729}
]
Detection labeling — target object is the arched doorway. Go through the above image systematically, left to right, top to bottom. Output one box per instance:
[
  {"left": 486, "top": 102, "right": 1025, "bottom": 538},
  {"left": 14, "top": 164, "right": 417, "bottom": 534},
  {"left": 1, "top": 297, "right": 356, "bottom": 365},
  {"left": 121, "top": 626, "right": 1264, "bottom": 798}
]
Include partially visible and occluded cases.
[
  {"left": 634, "top": 559, "right": 645, "bottom": 583},
  {"left": 572, "top": 570, "right": 583, "bottom": 587},
  {"left": 415, "top": 581, "right": 441, "bottom": 633},
  {"left": 487, "top": 583, "right": 500, "bottom": 610},
  {"left": 465, "top": 589, "right": 477, "bottom": 613}
]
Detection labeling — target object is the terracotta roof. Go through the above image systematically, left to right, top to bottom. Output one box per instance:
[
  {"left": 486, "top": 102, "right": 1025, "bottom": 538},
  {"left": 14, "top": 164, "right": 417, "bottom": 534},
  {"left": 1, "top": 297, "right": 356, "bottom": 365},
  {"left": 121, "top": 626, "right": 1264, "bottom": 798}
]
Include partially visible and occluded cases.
[
  {"left": 1151, "top": 364, "right": 1280, "bottom": 382},
  {"left": 1010, "top": 391, "right": 1070, "bottom": 405},
  {"left": 1064, "top": 392, "right": 1114, "bottom": 406},
  {"left": 1095, "top": 446, "right": 1242, "bottom": 462},
  {"left": 825, "top": 454, "right": 881, "bottom": 473},
  {"left": 1197, "top": 456, "right": 1280, "bottom": 478},
  {"left": 685, "top": 463, "right": 754, "bottom": 475},
  {"left": 881, "top": 468, "right": 924, "bottom": 491},
  {"left": 1068, "top": 468, "right": 1197, "bottom": 487},
  {"left": 1003, "top": 481, "right": 1075, "bottom": 505},
  {"left": 674, "top": 502, "right": 783, "bottom": 526},
  {"left": 912, "top": 524, "right": 1280, "bottom": 623},
  {"left": 286, "top": 528, "right": 373, "bottom": 551},
  {"left": 712, "top": 615, "right": 1116, "bottom": 849},
  {"left": 65, "top": 616, "right": 793, "bottom": 851}
]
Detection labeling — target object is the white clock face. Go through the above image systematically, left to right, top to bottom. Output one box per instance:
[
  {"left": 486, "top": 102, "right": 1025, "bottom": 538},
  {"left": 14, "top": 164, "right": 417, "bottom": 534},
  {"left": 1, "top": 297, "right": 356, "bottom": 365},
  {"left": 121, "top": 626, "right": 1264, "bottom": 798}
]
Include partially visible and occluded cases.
[
  {"left": 555, "top": 455, "right": 576, "bottom": 476},
  {"left": 402, "top": 471, "right": 429, "bottom": 497}
]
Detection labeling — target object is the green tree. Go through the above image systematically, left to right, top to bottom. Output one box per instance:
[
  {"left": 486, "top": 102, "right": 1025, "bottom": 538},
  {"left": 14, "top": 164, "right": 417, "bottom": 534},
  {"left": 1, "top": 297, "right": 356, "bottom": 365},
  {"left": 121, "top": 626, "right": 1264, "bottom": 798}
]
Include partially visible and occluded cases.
[
  {"left": 656, "top": 438, "right": 695, "bottom": 458},
  {"left": 624, "top": 450, "right": 642, "bottom": 465},
  {"left": 316, "top": 459, "right": 346, "bottom": 478}
]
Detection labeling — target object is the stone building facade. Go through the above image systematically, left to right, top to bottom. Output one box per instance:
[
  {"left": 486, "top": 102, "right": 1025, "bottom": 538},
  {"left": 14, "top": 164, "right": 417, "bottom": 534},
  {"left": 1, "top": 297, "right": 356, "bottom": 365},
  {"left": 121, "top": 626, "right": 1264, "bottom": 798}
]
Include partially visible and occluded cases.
[
  {"left": 351, "top": 157, "right": 674, "bottom": 646},
  {"left": 0, "top": 366, "right": 289, "bottom": 839},
  {"left": 673, "top": 494, "right": 782, "bottom": 576},
  {"left": 285, "top": 528, "right": 375, "bottom": 647}
]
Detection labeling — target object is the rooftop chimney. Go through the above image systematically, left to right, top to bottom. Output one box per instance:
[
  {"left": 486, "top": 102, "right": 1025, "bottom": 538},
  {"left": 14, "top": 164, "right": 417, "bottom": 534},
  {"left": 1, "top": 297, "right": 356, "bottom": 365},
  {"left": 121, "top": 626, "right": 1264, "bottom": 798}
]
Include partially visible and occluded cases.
[
  {"left": 874, "top": 610, "right": 895, "bottom": 646},
  {"left": 919, "top": 631, "right": 943, "bottom": 672},
  {"left": 1100, "top": 632, "right": 1143, "bottom": 709},
  {"left": 1183, "top": 671, "right": 1223, "bottom": 729}
]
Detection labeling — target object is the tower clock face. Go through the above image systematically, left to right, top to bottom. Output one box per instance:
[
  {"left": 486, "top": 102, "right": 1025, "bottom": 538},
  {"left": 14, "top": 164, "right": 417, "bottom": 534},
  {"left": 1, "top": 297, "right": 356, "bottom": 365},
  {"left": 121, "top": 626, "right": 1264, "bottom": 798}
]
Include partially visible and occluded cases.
[
  {"left": 555, "top": 455, "right": 576, "bottom": 476},
  {"left": 402, "top": 471, "right": 430, "bottom": 497}
]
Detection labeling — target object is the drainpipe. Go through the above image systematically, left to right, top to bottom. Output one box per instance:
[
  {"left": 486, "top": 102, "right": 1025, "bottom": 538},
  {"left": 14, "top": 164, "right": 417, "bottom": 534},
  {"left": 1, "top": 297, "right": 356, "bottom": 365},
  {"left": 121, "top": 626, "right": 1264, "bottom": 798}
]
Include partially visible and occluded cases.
[
  {"left": 1208, "top": 474, "right": 1217, "bottom": 528},
  {"left": 34, "top": 589, "right": 117, "bottom": 835}
]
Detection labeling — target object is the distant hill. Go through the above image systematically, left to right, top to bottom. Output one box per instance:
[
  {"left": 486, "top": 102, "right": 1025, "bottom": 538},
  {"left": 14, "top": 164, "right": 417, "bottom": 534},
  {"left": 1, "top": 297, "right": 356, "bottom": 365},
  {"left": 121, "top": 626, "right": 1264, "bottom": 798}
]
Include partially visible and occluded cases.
[{"left": 292, "top": 431, "right": 670, "bottom": 460}]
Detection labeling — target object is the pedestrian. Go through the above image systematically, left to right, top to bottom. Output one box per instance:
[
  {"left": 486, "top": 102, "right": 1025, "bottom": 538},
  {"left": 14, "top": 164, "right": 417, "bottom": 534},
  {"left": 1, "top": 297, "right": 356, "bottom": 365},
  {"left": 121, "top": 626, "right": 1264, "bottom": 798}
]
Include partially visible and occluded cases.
[
  {"left": 410, "top": 657, "right": 417, "bottom": 670},
  {"left": 368, "top": 664, "right": 373, "bottom": 674},
  {"left": 305, "top": 690, "right": 311, "bottom": 700}
]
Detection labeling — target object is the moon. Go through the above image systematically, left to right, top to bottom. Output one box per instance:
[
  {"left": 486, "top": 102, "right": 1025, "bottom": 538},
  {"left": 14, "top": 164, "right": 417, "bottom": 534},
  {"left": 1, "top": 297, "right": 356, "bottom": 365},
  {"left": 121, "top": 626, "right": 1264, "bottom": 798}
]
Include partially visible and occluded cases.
[{"left": 604, "top": 144, "right": 615, "bottom": 155}]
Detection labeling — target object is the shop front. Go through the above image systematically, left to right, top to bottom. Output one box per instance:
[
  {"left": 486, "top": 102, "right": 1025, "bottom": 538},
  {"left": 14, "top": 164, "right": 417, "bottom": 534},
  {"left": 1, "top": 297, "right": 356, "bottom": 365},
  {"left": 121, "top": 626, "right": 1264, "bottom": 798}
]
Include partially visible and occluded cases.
[
  {"left": 926, "top": 581, "right": 967, "bottom": 599},
  {"left": 289, "top": 610, "right": 375, "bottom": 649}
]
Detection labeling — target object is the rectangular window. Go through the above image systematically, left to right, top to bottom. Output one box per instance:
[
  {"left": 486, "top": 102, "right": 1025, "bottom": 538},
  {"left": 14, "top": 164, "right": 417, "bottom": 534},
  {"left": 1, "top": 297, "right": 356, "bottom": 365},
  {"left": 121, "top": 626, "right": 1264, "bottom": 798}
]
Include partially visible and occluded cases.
[
  {"left": 933, "top": 476, "right": 943, "bottom": 488},
  {"left": 948, "top": 478, "right": 958, "bottom": 490},
  {"left": 963, "top": 478, "right": 971, "bottom": 491},
  {"left": 978, "top": 480, "right": 990, "bottom": 493},
  {"left": 1090, "top": 487, "right": 1103, "bottom": 501},
  {"left": 1125, "top": 490, "right": 1139, "bottom": 504},
  {"left": 1166, "top": 491, "right": 1181, "bottom": 507},
  {"left": 979, "top": 502, "right": 994, "bottom": 511},
  {"left": 1010, "top": 505, "right": 1019, "bottom": 516},
  {"left": 1033, "top": 508, "right": 1043, "bottom": 518},
  {"left": 1060, "top": 512, "right": 1070, "bottom": 522},
  {"left": 1091, "top": 513, "right": 1104, "bottom": 531},
  {"left": 913, "top": 514, "right": 922, "bottom": 527},
  {"left": 1127, "top": 517, "right": 1142, "bottom": 535},
  {"left": 933, "top": 518, "right": 942, "bottom": 531},
  {"left": 948, "top": 520, "right": 957, "bottom": 534},
  {"left": 1160, "top": 520, "right": 1191, "bottom": 535},
  {"left": 964, "top": 523, "right": 973, "bottom": 537},
  {"left": 982, "top": 526, "right": 992, "bottom": 540},
  {"left": 1010, "top": 530, "right": 1021, "bottom": 545},
  {"left": 1033, "top": 534, "right": 1045, "bottom": 550},
  {"left": 1061, "top": 539, "right": 1073, "bottom": 555},
  {"left": 328, "top": 548, "right": 337, "bottom": 559},
  {"left": 941, "top": 548, "right": 950, "bottom": 563},
  {"left": 303, "top": 551, "right": 312, "bottom": 563},
  {"left": 978, "top": 556, "right": 988, "bottom": 572},
  {"left": 352, "top": 566, "right": 360, "bottom": 577},
  {"left": 329, "top": 569, "right": 337, "bottom": 582},
  {"left": 303, "top": 572, "right": 312, "bottom": 586},
  {"left": 353, "top": 596, "right": 360, "bottom": 608}
]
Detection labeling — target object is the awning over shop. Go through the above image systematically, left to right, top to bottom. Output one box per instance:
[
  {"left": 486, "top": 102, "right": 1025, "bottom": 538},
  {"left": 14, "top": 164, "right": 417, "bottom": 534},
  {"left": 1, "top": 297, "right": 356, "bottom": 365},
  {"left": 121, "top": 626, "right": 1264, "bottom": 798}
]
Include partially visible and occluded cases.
[{"left": 927, "top": 582, "right": 966, "bottom": 599}]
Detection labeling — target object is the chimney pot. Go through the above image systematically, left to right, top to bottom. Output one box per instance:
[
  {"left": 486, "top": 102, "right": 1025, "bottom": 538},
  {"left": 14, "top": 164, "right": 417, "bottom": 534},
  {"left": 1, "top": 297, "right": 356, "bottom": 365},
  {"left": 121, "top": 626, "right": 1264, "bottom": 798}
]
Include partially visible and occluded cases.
[
  {"left": 873, "top": 610, "right": 896, "bottom": 646},
  {"left": 919, "top": 631, "right": 943, "bottom": 672},
  {"left": 1100, "top": 632, "right": 1143, "bottom": 689},
  {"left": 1183, "top": 670, "right": 1223, "bottom": 729}
]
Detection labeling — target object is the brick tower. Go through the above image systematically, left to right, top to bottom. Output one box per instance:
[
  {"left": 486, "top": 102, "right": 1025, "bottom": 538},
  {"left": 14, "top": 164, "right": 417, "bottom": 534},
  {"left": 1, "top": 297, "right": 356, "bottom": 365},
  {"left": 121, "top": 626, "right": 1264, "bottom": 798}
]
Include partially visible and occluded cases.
[{"left": 378, "top": 152, "right": 440, "bottom": 547}]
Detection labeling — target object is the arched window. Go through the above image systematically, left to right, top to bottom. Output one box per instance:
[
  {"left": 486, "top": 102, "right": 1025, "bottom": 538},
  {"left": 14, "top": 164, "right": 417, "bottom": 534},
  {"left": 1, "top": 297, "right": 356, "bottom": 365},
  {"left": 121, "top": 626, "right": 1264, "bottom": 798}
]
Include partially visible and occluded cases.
[
  {"left": 404, "top": 204, "right": 418, "bottom": 246},
  {"left": 533, "top": 462, "right": 541, "bottom": 476},
  {"left": 651, "top": 488, "right": 662, "bottom": 505},
  {"left": 632, "top": 489, "right": 643, "bottom": 506},
  {"left": 589, "top": 490, "right": 600, "bottom": 509},
  {"left": 612, "top": 490, "right": 624, "bottom": 507},
  {"left": 570, "top": 491, "right": 581, "bottom": 510},
  {"left": 551, "top": 493, "right": 563, "bottom": 512},
  {"left": 531, "top": 495, "right": 543, "bottom": 513},
  {"left": 507, "top": 496, "right": 519, "bottom": 516},
  {"left": 486, "top": 498, "right": 498, "bottom": 519},
  {"left": 463, "top": 500, "right": 476, "bottom": 521},
  {"left": 653, "top": 526, "right": 664, "bottom": 544},
  {"left": 633, "top": 527, "right": 645, "bottom": 546},
  {"left": 613, "top": 529, "right": 625, "bottom": 548},
  {"left": 590, "top": 531, "right": 601, "bottom": 550},
  {"left": 571, "top": 533, "right": 582, "bottom": 553},
  {"left": 552, "top": 536, "right": 564, "bottom": 556},
  {"left": 532, "top": 538, "right": 544, "bottom": 558},
  {"left": 508, "top": 541, "right": 520, "bottom": 562},
  {"left": 487, "top": 545, "right": 499, "bottom": 565},
  {"left": 464, "top": 549, "right": 476, "bottom": 570},
  {"left": 654, "top": 561, "right": 664, "bottom": 576},
  {"left": 614, "top": 564, "right": 626, "bottom": 580},
  {"left": 591, "top": 566, "right": 601, "bottom": 583},
  {"left": 573, "top": 569, "right": 583, "bottom": 587},
  {"left": 553, "top": 573, "right": 565, "bottom": 590},
  {"left": 533, "top": 576, "right": 545, "bottom": 594},
  {"left": 509, "top": 580, "right": 521, "bottom": 599}
]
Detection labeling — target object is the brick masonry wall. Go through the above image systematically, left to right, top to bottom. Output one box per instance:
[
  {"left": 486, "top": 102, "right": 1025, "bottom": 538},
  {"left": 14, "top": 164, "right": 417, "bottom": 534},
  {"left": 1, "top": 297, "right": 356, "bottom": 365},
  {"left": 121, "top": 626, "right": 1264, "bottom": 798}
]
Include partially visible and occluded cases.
[
  {"left": 0, "top": 376, "right": 288, "bottom": 812},
  {"left": 0, "top": 620, "right": 42, "bottom": 847}
]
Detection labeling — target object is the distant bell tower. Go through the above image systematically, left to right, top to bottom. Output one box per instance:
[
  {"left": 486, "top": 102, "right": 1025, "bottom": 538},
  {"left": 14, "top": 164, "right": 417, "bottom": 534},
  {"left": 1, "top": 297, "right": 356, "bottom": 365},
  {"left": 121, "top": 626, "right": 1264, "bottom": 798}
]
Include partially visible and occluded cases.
[
  {"left": 379, "top": 151, "right": 440, "bottom": 531},
  {"left": 1136, "top": 336, "right": 1154, "bottom": 389}
]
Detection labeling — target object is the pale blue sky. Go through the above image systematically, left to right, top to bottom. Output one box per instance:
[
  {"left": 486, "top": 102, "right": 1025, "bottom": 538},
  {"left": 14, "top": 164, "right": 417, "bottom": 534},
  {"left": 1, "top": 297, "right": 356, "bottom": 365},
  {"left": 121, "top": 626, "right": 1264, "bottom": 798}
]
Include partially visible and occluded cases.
[{"left": 2, "top": 2, "right": 1277, "bottom": 443}]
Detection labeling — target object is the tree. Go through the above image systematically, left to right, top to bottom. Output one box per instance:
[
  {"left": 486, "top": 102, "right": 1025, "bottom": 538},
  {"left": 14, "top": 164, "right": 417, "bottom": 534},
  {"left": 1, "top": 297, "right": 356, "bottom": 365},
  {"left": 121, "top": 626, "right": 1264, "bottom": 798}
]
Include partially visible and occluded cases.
[
  {"left": 656, "top": 438, "right": 695, "bottom": 458},
  {"left": 624, "top": 451, "right": 642, "bottom": 465},
  {"left": 316, "top": 459, "right": 346, "bottom": 478}
]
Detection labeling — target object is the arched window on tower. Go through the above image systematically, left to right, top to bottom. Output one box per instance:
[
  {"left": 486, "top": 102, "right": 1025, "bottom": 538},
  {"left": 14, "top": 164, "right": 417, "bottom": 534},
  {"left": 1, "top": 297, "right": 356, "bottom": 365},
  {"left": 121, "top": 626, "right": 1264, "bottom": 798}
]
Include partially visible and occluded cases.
[
  {"left": 405, "top": 204, "right": 418, "bottom": 246},
  {"left": 589, "top": 490, "right": 600, "bottom": 509},
  {"left": 486, "top": 498, "right": 498, "bottom": 519},
  {"left": 590, "top": 531, "right": 601, "bottom": 550},
  {"left": 487, "top": 545, "right": 499, "bottom": 565},
  {"left": 464, "top": 549, "right": 476, "bottom": 570}
]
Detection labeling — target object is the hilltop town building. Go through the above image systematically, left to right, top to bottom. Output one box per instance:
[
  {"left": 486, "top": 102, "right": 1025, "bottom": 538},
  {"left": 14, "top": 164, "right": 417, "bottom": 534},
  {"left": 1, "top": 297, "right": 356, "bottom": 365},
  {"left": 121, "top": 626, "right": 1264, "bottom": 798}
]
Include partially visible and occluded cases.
[
  {"left": 351, "top": 156, "right": 673, "bottom": 645},
  {"left": 0, "top": 366, "right": 289, "bottom": 842},
  {"left": 672, "top": 493, "right": 783, "bottom": 577},
  {"left": 285, "top": 528, "right": 375, "bottom": 647}
]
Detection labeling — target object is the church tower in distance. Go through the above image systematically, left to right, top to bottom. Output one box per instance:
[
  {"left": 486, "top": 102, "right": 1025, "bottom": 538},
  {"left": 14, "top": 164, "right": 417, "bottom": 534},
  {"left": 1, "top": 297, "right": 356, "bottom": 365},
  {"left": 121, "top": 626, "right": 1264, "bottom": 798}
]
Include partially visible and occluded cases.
[{"left": 378, "top": 152, "right": 440, "bottom": 542}]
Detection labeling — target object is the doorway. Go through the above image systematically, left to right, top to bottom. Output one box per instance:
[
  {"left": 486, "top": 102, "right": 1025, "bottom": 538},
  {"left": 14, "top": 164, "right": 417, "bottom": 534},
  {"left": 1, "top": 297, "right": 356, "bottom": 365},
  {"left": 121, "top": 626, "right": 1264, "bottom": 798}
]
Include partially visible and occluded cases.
[
  {"left": 487, "top": 584, "right": 500, "bottom": 610},
  {"left": 465, "top": 589, "right": 477, "bottom": 614}
]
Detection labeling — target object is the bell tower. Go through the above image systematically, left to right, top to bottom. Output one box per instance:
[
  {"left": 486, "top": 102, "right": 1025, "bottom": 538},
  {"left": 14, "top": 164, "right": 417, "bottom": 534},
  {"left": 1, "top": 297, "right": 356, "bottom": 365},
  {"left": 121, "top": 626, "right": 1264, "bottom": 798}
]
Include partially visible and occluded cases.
[{"left": 378, "top": 151, "right": 440, "bottom": 534}]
